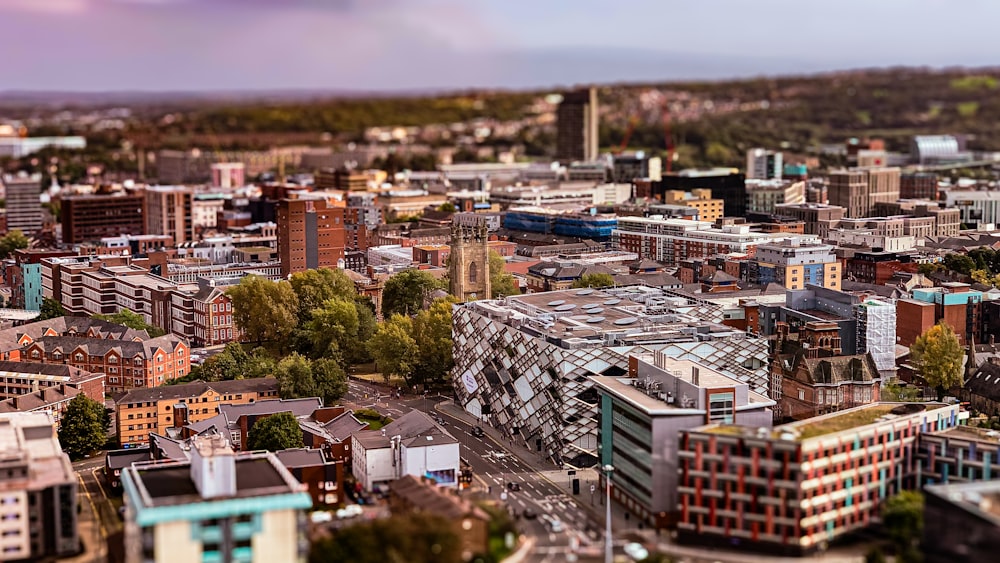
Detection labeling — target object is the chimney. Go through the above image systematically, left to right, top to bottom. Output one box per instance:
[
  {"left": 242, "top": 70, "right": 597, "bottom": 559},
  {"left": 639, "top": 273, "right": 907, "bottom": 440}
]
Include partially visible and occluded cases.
[
  {"left": 173, "top": 402, "right": 189, "bottom": 429},
  {"left": 190, "top": 434, "right": 237, "bottom": 499}
]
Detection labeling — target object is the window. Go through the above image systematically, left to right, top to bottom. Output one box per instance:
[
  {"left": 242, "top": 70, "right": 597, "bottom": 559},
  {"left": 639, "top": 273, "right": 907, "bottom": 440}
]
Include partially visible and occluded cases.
[
  {"left": 75, "top": 353, "right": 84, "bottom": 361},
  {"left": 108, "top": 356, "right": 118, "bottom": 364},
  {"left": 798, "top": 389, "right": 805, "bottom": 401},
  {"left": 708, "top": 392, "right": 735, "bottom": 424}
]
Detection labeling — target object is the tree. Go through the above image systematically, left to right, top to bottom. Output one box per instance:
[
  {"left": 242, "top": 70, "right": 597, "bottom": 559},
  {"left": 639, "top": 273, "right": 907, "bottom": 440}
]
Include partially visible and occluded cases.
[
  {"left": 437, "top": 202, "right": 457, "bottom": 213},
  {"left": 0, "top": 230, "right": 29, "bottom": 259},
  {"left": 489, "top": 250, "right": 519, "bottom": 298},
  {"left": 943, "top": 253, "right": 976, "bottom": 276},
  {"left": 289, "top": 268, "right": 357, "bottom": 321},
  {"left": 381, "top": 269, "right": 440, "bottom": 318},
  {"left": 572, "top": 273, "right": 616, "bottom": 289},
  {"left": 228, "top": 275, "right": 299, "bottom": 346},
  {"left": 38, "top": 297, "right": 66, "bottom": 320},
  {"left": 302, "top": 298, "right": 359, "bottom": 361},
  {"left": 350, "top": 298, "right": 377, "bottom": 365},
  {"left": 412, "top": 298, "right": 455, "bottom": 387},
  {"left": 93, "top": 309, "right": 166, "bottom": 337},
  {"left": 367, "top": 314, "right": 419, "bottom": 385},
  {"left": 910, "top": 322, "right": 964, "bottom": 401},
  {"left": 199, "top": 343, "right": 275, "bottom": 381},
  {"left": 275, "top": 353, "right": 317, "bottom": 399},
  {"left": 312, "top": 357, "right": 348, "bottom": 405},
  {"left": 58, "top": 395, "right": 107, "bottom": 459},
  {"left": 246, "top": 412, "right": 304, "bottom": 452},
  {"left": 882, "top": 491, "right": 924, "bottom": 563},
  {"left": 309, "top": 513, "right": 462, "bottom": 563}
]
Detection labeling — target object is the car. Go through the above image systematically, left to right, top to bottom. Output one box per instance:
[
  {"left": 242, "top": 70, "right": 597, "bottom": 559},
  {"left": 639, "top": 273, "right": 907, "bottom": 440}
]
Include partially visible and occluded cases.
[
  {"left": 471, "top": 427, "right": 484, "bottom": 438},
  {"left": 506, "top": 482, "right": 520, "bottom": 491},
  {"left": 521, "top": 508, "right": 537, "bottom": 519},
  {"left": 310, "top": 511, "right": 333, "bottom": 524},
  {"left": 549, "top": 519, "right": 563, "bottom": 533},
  {"left": 623, "top": 542, "right": 649, "bottom": 561}
]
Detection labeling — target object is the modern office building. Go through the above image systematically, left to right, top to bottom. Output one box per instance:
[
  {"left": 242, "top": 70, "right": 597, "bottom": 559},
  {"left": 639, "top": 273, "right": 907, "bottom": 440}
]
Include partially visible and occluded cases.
[
  {"left": 556, "top": 88, "right": 599, "bottom": 163},
  {"left": 746, "top": 148, "right": 783, "bottom": 180},
  {"left": 612, "top": 151, "right": 662, "bottom": 182},
  {"left": 828, "top": 168, "right": 900, "bottom": 218},
  {"left": 656, "top": 169, "right": 747, "bottom": 217},
  {"left": 900, "top": 172, "right": 939, "bottom": 200},
  {"left": 2, "top": 174, "right": 42, "bottom": 235},
  {"left": 746, "top": 179, "right": 805, "bottom": 214},
  {"left": 144, "top": 185, "right": 194, "bottom": 245},
  {"left": 660, "top": 189, "right": 724, "bottom": 223},
  {"left": 945, "top": 190, "right": 1000, "bottom": 227},
  {"left": 60, "top": 191, "right": 145, "bottom": 244},
  {"left": 276, "top": 196, "right": 346, "bottom": 278},
  {"left": 773, "top": 203, "right": 846, "bottom": 236},
  {"left": 503, "top": 207, "right": 618, "bottom": 242},
  {"left": 747, "top": 239, "right": 841, "bottom": 291},
  {"left": 897, "top": 283, "right": 983, "bottom": 347},
  {"left": 452, "top": 287, "right": 770, "bottom": 466},
  {"left": 593, "top": 354, "right": 774, "bottom": 528},
  {"left": 677, "top": 402, "right": 961, "bottom": 556},
  {"left": 352, "top": 410, "right": 460, "bottom": 491},
  {"left": 0, "top": 412, "right": 79, "bottom": 561},
  {"left": 121, "top": 434, "right": 312, "bottom": 563}
]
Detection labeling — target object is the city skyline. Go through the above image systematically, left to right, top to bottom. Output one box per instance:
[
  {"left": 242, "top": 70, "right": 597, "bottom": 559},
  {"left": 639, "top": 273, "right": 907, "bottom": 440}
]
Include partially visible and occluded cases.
[{"left": 0, "top": 0, "right": 997, "bottom": 92}]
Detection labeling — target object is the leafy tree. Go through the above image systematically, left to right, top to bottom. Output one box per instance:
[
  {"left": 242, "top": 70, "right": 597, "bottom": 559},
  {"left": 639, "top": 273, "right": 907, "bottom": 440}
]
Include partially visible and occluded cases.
[
  {"left": 437, "top": 202, "right": 457, "bottom": 213},
  {"left": 0, "top": 230, "right": 29, "bottom": 259},
  {"left": 489, "top": 250, "right": 519, "bottom": 298},
  {"left": 943, "top": 253, "right": 976, "bottom": 276},
  {"left": 917, "top": 263, "right": 942, "bottom": 276},
  {"left": 289, "top": 268, "right": 357, "bottom": 321},
  {"left": 382, "top": 269, "right": 441, "bottom": 318},
  {"left": 572, "top": 273, "right": 616, "bottom": 289},
  {"left": 228, "top": 275, "right": 299, "bottom": 346},
  {"left": 38, "top": 297, "right": 66, "bottom": 320},
  {"left": 302, "top": 298, "right": 359, "bottom": 361},
  {"left": 350, "top": 298, "right": 377, "bottom": 365},
  {"left": 412, "top": 298, "right": 455, "bottom": 387},
  {"left": 94, "top": 309, "right": 166, "bottom": 337},
  {"left": 367, "top": 314, "right": 419, "bottom": 385},
  {"left": 910, "top": 322, "right": 965, "bottom": 401},
  {"left": 199, "top": 343, "right": 276, "bottom": 381},
  {"left": 275, "top": 353, "right": 317, "bottom": 399},
  {"left": 312, "top": 357, "right": 348, "bottom": 405},
  {"left": 58, "top": 395, "right": 107, "bottom": 459},
  {"left": 246, "top": 412, "right": 304, "bottom": 452},
  {"left": 882, "top": 491, "right": 924, "bottom": 563},
  {"left": 309, "top": 513, "right": 462, "bottom": 563}
]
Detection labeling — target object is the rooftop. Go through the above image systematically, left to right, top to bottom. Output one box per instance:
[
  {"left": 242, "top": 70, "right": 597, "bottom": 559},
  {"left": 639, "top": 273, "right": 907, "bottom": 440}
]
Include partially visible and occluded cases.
[
  {"left": 116, "top": 378, "right": 278, "bottom": 405},
  {"left": 925, "top": 480, "right": 1000, "bottom": 527}
]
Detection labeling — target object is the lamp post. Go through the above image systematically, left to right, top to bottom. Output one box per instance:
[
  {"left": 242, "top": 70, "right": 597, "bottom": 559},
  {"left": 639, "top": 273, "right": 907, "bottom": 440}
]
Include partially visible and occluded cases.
[{"left": 602, "top": 464, "right": 614, "bottom": 563}]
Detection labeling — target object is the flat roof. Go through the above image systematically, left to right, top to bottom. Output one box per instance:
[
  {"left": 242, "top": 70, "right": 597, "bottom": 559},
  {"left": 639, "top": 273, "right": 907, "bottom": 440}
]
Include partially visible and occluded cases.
[{"left": 132, "top": 456, "right": 293, "bottom": 507}]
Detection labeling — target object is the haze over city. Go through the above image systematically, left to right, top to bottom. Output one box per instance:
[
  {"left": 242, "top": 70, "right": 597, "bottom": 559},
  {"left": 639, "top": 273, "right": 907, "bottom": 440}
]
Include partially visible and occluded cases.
[{"left": 1, "top": 0, "right": 998, "bottom": 92}]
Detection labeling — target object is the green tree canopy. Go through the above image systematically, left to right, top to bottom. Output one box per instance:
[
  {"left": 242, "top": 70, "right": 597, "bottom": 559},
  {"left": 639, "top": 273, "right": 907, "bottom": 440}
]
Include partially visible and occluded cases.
[
  {"left": 0, "top": 230, "right": 29, "bottom": 259},
  {"left": 489, "top": 250, "right": 519, "bottom": 298},
  {"left": 289, "top": 268, "right": 357, "bottom": 321},
  {"left": 382, "top": 269, "right": 441, "bottom": 318},
  {"left": 572, "top": 273, "right": 616, "bottom": 289},
  {"left": 228, "top": 275, "right": 299, "bottom": 346},
  {"left": 39, "top": 297, "right": 66, "bottom": 320},
  {"left": 302, "top": 298, "right": 359, "bottom": 361},
  {"left": 412, "top": 298, "right": 455, "bottom": 387},
  {"left": 93, "top": 309, "right": 166, "bottom": 337},
  {"left": 367, "top": 314, "right": 419, "bottom": 385},
  {"left": 910, "top": 322, "right": 965, "bottom": 401},
  {"left": 199, "top": 343, "right": 276, "bottom": 381},
  {"left": 275, "top": 353, "right": 317, "bottom": 399},
  {"left": 312, "top": 357, "right": 348, "bottom": 406},
  {"left": 58, "top": 394, "right": 107, "bottom": 460},
  {"left": 246, "top": 412, "right": 304, "bottom": 452},
  {"left": 882, "top": 491, "right": 924, "bottom": 563},
  {"left": 309, "top": 513, "right": 462, "bottom": 563}
]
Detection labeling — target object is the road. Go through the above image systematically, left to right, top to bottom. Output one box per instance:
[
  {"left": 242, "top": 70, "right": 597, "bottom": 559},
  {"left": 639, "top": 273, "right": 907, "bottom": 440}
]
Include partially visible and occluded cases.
[{"left": 345, "top": 379, "right": 623, "bottom": 563}]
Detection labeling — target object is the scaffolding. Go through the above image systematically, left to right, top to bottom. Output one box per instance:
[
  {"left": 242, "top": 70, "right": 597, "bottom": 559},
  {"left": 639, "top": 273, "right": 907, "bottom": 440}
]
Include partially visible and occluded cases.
[{"left": 856, "top": 299, "right": 897, "bottom": 377}]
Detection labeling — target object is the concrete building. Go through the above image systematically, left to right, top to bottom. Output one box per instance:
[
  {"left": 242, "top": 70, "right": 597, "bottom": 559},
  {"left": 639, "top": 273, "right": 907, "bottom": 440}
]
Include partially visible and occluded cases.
[
  {"left": 556, "top": 88, "right": 599, "bottom": 163},
  {"left": 912, "top": 135, "right": 962, "bottom": 165},
  {"left": 746, "top": 148, "right": 783, "bottom": 180},
  {"left": 612, "top": 151, "right": 662, "bottom": 182},
  {"left": 210, "top": 163, "right": 245, "bottom": 188},
  {"left": 828, "top": 168, "right": 900, "bottom": 218},
  {"left": 656, "top": 169, "right": 748, "bottom": 217},
  {"left": 900, "top": 172, "right": 939, "bottom": 200},
  {"left": 2, "top": 174, "right": 42, "bottom": 235},
  {"left": 746, "top": 179, "right": 805, "bottom": 214},
  {"left": 144, "top": 186, "right": 194, "bottom": 245},
  {"left": 661, "top": 189, "right": 724, "bottom": 223},
  {"left": 945, "top": 190, "right": 1000, "bottom": 227},
  {"left": 61, "top": 191, "right": 145, "bottom": 244},
  {"left": 277, "top": 196, "right": 346, "bottom": 278},
  {"left": 773, "top": 203, "right": 846, "bottom": 236},
  {"left": 503, "top": 206, "right": 618, "bottom": 242},
  {"left": 825, "top": 229, "right": 916, "bottom": 253},
  {"left": 748, "top": 239, "right": 841, "bottom": 290},
  {"left": 4, "top": 249, "right": 75, "bottom": 310},
  {"left": 452, "top": 287, "right": 770, "bottom": 466},
  {"left": 592, "top": 354, "right": 774, "bottom": 528},
  {"left": 677, "top": 402, "right": 961, "bottom": 555},
  {"left": 352, "top": 410, "right": 460, "bottom": 491},
  {"left": 0, "top": 412, "right": 79, "bottom": 561},
  {"left": 121, "top": 434, "right": 312, "bottom": 563},
  {"left": 923, "top": 479, "right": 1000, "bottom": 563}
]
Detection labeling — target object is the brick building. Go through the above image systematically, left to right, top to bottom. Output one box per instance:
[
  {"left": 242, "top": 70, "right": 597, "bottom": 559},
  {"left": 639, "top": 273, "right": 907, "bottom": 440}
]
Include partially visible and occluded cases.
[
  {"left": 60, "top": 191, "right": 145, "bottom": 244},
  {"left": 277, "top": 196, "right": 347, "bottom": 278}
]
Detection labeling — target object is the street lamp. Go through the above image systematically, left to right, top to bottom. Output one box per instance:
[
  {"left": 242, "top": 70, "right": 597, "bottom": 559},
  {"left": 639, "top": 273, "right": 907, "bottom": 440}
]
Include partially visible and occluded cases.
[{"left": 602, "top": 464, "right": 614, "bottom": 563}]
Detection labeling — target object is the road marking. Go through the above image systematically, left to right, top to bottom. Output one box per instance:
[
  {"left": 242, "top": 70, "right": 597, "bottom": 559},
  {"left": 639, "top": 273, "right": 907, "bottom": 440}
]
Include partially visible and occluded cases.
[{"left": 78, "top": 472, "right": 107, "bottom": 541}]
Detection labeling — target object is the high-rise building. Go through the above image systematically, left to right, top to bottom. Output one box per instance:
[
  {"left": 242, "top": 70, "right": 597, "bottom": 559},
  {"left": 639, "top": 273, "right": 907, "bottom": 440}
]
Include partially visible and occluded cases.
[
  {"left": 556, "top": 88, "right": 598, "bottom": 163},
  {"left": 746, "top": 148, "right": 783, "bottom": 180},
  {"left": 210, "top": 162, "right": 245, "bottom": 188},
  {"left": 828, "top": 168, "right": 900, "bottom": 218},
  {"left": 656, "top": 169, "right": 747, "bottom": 217},
  {"left": 2, "top": 174, "right": 42, "bottom": 235},
  {"left": 745, "top": 179, "right": 806, "bottom": 214},
  {"left": 144, "top": 186, "right": 194, "bottom": 245},
  {"left": 60, "top": 191, "right": 145, "bottom": 244},
  {"left": 276, "top": 196, "right": 346, "bottom": 278},
  {"left": 774, "top": 202, "right": 846, "bottom": 235},
  {"left": 5, "top": 249, "right": 75, "bottom": 310},
  {"left": 0, "top": 412, "right": 79, "bottom": 561},
  {"left": 121, "top": 434, "right": 312, "bottom": 563}
]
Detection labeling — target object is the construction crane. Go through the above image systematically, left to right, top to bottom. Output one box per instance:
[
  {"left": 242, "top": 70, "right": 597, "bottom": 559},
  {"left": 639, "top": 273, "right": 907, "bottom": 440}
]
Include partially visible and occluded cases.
[{"left": 615, "top": 116, "right": 640, "bottom": 155}]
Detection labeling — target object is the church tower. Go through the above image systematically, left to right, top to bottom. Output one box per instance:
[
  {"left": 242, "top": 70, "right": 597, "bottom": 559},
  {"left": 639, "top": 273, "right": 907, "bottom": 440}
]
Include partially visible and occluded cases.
[{"left": 449, "top": 222, "right": 490, "bottom": 302}]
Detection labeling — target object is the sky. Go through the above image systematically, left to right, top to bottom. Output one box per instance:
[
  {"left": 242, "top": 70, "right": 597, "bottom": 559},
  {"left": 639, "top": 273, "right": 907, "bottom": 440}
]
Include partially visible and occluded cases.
[{"left": 0, "top": 0, "right": 997, "bottom": 92}]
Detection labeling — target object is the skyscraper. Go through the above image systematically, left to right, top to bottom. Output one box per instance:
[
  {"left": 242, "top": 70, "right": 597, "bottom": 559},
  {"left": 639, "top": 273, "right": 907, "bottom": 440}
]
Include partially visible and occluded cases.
[
  {"left": 556, "top": 88, "right": 598, "bottom": 163},
  {"left": 2, "top": 174, "right": 43, "bottom": 235},
  {"left": 277, "top": 196, "right": 346, "bottom": 278}
]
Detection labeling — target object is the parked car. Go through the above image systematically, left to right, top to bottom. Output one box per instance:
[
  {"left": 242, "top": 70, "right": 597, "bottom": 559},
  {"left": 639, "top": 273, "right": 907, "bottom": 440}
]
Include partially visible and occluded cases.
[
  {"left": 471, "top": 427, "right": 484, "bottom": 438},
  {"left": 506, "top": 482, "right": 520, "bottom": 491},
  {"left": 521, "top": 508, "right": 537, "bottom": 519},
  {"left": 623, "top": 542, "right": 649, "bottom": 561}
]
